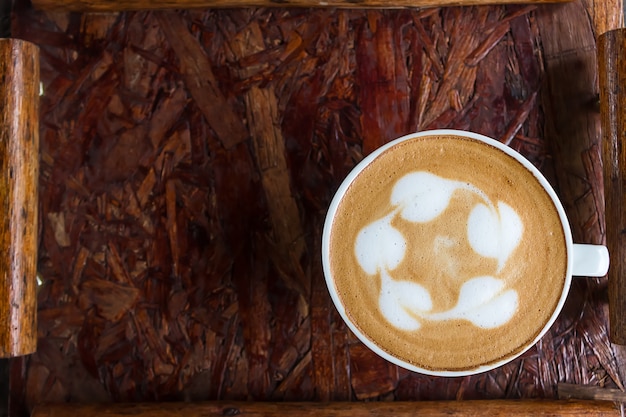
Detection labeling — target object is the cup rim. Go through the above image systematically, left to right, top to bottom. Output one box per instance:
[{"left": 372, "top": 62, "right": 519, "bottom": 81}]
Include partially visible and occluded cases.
[{"left": 321, "top": 129, "right": 574, "bottom": 377}]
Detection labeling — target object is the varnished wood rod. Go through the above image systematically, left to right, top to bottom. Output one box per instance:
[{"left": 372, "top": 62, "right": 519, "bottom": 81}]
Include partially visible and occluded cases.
[
  {"left": 30, "top": 0, "right": 571, "bottom": 11},
  {"left": 598, "top": 29, "right": 626, "bottom": 345},
  {"left": 0, "top": 39, "right": 39, "bottom": 357},
  {"left": 559, "top": 383, "right": 626, "bottom": 403},
  {"left": 31, "top": 400, "right": 621, "bottom": 417}
]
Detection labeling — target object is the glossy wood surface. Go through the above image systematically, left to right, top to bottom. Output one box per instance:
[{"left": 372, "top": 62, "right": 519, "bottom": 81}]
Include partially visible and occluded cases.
[
  {"left": 30, "top": 0, "right": 572, "bottom": 10},
  {"left": 0, "top": 39, "right": 39, "bottom": 358},
  {"left": 30, "top": 400, "right": 622, "bottom": 417}
]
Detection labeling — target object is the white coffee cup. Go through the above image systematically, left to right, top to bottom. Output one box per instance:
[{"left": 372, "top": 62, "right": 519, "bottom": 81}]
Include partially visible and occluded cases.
[{"left": 322, "top": 129, "right": 609, "bottom": 377}]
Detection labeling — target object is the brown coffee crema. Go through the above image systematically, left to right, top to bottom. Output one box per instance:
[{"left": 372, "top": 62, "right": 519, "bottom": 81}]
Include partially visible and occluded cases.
[{"left": 328, "top": 135, "right": 568, "bottom": 372}]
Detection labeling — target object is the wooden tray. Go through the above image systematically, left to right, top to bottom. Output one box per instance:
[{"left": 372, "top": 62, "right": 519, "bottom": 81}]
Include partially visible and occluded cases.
[
  {"left": 7, "top": 0, "right": 625, "bottom": 415},
  {"left": 30, "top": 0, "right": 571, "bottom": 10}
]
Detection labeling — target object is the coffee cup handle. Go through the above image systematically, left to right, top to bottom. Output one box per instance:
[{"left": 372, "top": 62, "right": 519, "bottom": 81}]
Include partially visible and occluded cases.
[{"left": 572, "top": 244, "right": 610, "bottom": 277}]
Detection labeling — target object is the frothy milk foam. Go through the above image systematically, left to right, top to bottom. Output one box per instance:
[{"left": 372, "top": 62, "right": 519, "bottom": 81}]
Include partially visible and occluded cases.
[
  {"left": 327, "top": 134, "right": 567, "bottom": 372},
  {"left": 355, "top": 172, "right": 522, "bottom": 330}
]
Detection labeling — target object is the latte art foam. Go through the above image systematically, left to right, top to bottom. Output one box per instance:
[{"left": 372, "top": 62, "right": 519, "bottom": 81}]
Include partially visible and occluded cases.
[
  {"left": 327, "top": 134, "right": 568, "bottom": 372},
  {"left": 355, "top": 171, "right": 524, "bottom": 332}
]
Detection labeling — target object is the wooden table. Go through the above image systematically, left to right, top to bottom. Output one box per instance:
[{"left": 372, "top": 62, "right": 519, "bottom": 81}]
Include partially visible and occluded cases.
[{"left": 5, "top": 0, "right": 626, "bottom": 415}]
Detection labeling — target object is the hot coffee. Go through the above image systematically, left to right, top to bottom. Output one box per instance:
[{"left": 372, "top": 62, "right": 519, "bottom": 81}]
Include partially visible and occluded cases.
[{"left": 325, "top": 133, "right": 568, "bottom": 372}]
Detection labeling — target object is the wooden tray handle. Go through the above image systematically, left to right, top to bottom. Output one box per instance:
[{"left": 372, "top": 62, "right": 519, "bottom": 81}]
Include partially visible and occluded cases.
[
  {"left": 30, "top": 0, "right": 571, "bottom": 11},
  {"left": 599, "top": 29, "right": 626, "bottom": 345},
  {"left": 0, "top": 38, "right": 40, "bottom": 357},
  {"left": 30, "top": 400, "right": 622, "bottom": 417}
]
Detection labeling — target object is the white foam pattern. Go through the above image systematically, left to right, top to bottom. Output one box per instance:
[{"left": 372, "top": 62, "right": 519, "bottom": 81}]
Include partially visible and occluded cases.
[{"left": 354, "top": 171, "right": 523, "bottom": 331}]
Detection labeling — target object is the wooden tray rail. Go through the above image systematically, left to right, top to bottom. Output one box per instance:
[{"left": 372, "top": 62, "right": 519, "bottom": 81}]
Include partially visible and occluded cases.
[
  {"left": 4, "top": 0, "right": 625, "bottom": 415},
  {"left": 30, "top": 0, "right": 572, "bottom": 11},
  {"left": 30, "top": 400, "right": 625, "bottom": 417}
]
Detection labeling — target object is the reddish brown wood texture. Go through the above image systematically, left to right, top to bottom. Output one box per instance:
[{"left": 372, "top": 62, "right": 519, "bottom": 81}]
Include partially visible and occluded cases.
[
  {"left": 30, "top": 0, "right": 572, "bottom": 11},
  {"left": 535, "top": 0, "right": 623, "bottom": 383},
  {"left": 7, "top": 4, "right": 621, "bottom": 416},
  {"left": 598, "top": 29, "right": 626, "bottom": 345},
  {"left": 0, "top": 39, "right": 40, "bottom": 358},
  {"left": 559, "top": 383, "right": 626, "bottom": 402},
  {"left": 30, "top": 400, "right": 622, "bottom": 417}
]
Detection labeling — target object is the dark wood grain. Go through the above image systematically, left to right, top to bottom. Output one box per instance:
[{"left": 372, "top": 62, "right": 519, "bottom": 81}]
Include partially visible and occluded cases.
[
  {"left": 30, "top": 0, "right": 572, "bottom": 11},
  {"left": 536, "top": 0, "right": 626, "bottom": 387},
  {"left": 537, "top": 1, "right": 604, "bottom": 247},
  {"left": 7, "top": 3, "right": 624, "bottom": 415},
  {"left": 155, "top": 12, "right": 249, "bottom": 149},
  {"left": 598, "top": 28, "right": 626, "bottom": 345},
  {"left": 0, "top": 39, "right": 39, "bottom": 358},
  {"left": 559, "top": 382, "right": 626, "bottom": 402},
  {"left": 31, "top": 400, "right": 622, "bottom": 417}
]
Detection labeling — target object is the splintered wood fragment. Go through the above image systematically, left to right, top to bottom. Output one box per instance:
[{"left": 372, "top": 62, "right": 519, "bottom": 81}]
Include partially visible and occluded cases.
[
  {"left": 30, "top": 0, "right": 573, "bottom": 11},
  {"left": 466, "top": 3, "right": 537, "bottom": 67},
  {"left": 499, "top": 5, "right": 537, "bottom": 26},
  {"left": 422, "top": 9, "right": 483, "bottom": 127},
  {"left": 155, "top": 12, "right": 248, "bottom": 149},
  {"left": 79, "top": 13, "right": 119, "bottom": 47},
  {"left": 357, "top": 13, "right": 410, "bottom": 154},
  {"left": 412, "top": 17, "right": 444, "bottom": 77},
  {"left": 228, "top": 20, "right": 307, "bottom": 290},
  {"left": 465, "top": 21, "right": 510, "bottom": 67},
  {"left": 278, "top": 33, "right": 304, "bottom": 66},
  {"left": 0, "top": 39, "right": 40, "bottom": 357},
  {"left": 415, "top": 57, "right": 432, "bottom": 130},
  {"left": 148, "top": 88, "right": 188, "bottom": 149},
  {"left": 449, "top": 89, "right": 463, "bottom": 111},
  {"left": 499, "top": 90, "right": 537, "bottom": 145},
  {"left": 425, "top": 94, "right": 479, "bottom": 130},
  {"left": 259, "top": 164, "right": 306, "bottom": 250},
  {"left": 137, "top": 168, "right": 157, "bottom": 209},
  {"left": 66, "top": 174, "right": 91, "bottom": 198},
  {"left": 165, "top": 180, "right": 179, "bottom": 278},
  {"left": 124, "top": 183, "right": 155, "bottom": 235},
  {"left": 47, "top": 212, "right": 71, "bottom": 248},
  {"left": 107, "top": 243, "right": 132, "bottom": 284},
  {"left": 71, "top": 246, "right": 90, "bottom": 292},
  {"left": 79, "top": 279, "right": 139, "bottom": 321},
  {"left": 268, "top": 298, "right": 309, "bottom": 395},
  {"left": 132, "top": 308, "right": 170, "bottom": 364},
  {"left": 94, "top": 321, "right": 129, "bottom": 360},
  {"left": 349, "top": 343, "right": 398, "bottom": 400},
  {"left": 273, "top": 350, "right": 312, "bottom": 397},
  {"left": 559, "top": 383, "right": 626, "bottom": 402},
  {"left": 31, "top": 400, "right": 622, "bottom": 417}
]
